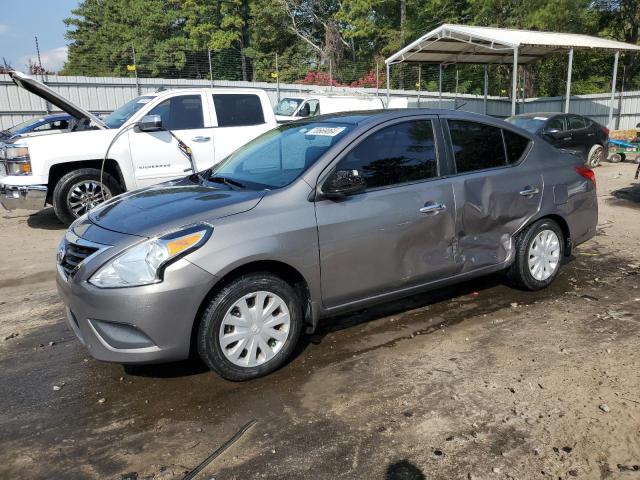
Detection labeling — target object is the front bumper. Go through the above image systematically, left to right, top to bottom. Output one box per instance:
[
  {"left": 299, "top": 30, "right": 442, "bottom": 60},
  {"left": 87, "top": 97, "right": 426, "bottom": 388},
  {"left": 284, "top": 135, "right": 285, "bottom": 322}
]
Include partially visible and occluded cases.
[
  {"left": 0, "top": 183, "right": 47, "bottom": 211},
  {"left": 56, "top": 248, "right": 218, "bottom": 364}
]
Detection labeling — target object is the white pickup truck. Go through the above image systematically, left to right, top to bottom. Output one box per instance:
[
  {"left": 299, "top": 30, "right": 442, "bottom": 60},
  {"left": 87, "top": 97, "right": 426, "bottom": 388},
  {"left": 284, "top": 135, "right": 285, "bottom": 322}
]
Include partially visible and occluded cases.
[{"left": 0, "top": 72, "right": 277, "bottom": 223}]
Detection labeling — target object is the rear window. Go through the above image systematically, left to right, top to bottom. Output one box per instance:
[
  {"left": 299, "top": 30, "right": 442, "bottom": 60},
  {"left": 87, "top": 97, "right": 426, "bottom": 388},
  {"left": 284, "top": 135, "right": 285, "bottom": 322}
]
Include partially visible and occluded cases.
[
  {"left": 213, "top": 94, "right": 265, "bottom": 127},
  {"left": 449, "top": 120, "right": 506, "bottom": 173},
  {"left": 503, "top": 130, "right": 531, "bottom": 164}
]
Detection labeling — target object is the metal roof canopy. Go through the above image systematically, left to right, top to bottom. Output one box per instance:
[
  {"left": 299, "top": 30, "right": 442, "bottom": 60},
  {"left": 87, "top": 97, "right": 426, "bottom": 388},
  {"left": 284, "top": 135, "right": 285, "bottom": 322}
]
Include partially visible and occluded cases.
[{"left": 385, "top": 24, "right": 640, "bottom": 124}]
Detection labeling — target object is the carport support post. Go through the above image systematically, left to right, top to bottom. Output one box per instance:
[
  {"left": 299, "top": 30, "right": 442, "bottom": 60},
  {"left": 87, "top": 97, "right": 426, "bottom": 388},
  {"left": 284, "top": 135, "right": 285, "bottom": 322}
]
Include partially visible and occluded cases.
[
  {"left": 511, "top": 48, "right": 518, "bottom": 116},
  {"left": 564, "top": 48, "right": 574, "bottom": 113},
  {"left": 608, "top": 51, "right": 620, "bottom": 128},
  {"left": 386, "top": 63, "right": 390, "bottom": 105},
  {"left": 438, "top": 64, "right": 442, "bottom": 108},
  {"left": 417, "top": 65, "right": 421, "bottom": 107},
  {"left": 483, "top": 65, "right": 488, "bottom": 115}
]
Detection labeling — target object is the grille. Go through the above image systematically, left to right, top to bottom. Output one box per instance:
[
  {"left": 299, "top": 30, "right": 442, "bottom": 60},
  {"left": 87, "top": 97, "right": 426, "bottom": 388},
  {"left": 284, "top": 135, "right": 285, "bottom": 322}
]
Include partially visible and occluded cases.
[{"left": 60, "top": 242, "right": 99, "bottom": 278}]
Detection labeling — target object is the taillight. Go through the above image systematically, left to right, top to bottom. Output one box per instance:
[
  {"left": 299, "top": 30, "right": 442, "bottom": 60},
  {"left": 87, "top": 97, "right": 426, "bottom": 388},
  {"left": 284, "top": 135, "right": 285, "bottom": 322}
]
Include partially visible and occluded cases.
[
  {"left": 602, "top": 127, "right": 610, "bottom": 137},
  {"left": 576, "top": 166, "right": 596, "bottom": 189}
]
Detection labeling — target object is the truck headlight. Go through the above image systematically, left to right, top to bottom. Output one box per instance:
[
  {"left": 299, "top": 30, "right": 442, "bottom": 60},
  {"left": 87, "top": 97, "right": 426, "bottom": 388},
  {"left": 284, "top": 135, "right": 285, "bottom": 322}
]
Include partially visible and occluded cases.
[
  {"left": 4, "top": 145, "right": 32, "bottom": 175},
  {"left": 89, "top": 224, "right": 212, "bottom": 288}
]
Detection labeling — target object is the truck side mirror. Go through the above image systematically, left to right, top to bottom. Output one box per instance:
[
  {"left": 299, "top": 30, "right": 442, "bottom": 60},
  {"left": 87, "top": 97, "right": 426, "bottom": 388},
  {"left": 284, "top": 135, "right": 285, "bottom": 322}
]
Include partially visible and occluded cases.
[{"left": 138, "top": 115, "right": 163, "bottom": 132}]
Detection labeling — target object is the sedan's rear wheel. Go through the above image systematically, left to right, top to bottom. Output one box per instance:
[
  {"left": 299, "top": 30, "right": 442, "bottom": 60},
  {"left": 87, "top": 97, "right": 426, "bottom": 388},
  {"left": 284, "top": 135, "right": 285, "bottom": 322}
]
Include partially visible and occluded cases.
[
  {"left": 587, "top": 144, "right": 604, "bottom": 167},
  {"left": 507, "top": 219, "right": 564, "bottom": 291},
  {"left": 197, "top": 273, "right": 303, "bottom": 381}
]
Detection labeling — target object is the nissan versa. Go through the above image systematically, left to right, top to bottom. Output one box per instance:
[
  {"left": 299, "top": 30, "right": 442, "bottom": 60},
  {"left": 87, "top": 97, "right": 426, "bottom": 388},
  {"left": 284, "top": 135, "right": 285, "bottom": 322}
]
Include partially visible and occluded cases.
[{"left": 56, "top": 109, "right": 598, "bottom": 381}]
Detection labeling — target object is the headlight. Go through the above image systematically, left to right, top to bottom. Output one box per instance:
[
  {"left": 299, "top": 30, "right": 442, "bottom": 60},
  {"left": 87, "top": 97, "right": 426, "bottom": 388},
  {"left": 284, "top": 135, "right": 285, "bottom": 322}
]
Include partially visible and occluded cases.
[
  {"left": 4, "top": 144, "right": 31, "bottom": 175},
  {"left": 89, "top": 224, "right": 212, "bottom": 288}
]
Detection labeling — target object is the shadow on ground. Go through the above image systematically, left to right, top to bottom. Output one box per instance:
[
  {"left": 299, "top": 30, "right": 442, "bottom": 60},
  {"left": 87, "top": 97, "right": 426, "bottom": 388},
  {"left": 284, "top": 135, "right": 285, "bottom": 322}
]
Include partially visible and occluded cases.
[
  {"left": 611, "top": 182, "right": 640, "bottom": 207},
  {"left": 26, "top": 208, "right": 65, "bottom": 230}
]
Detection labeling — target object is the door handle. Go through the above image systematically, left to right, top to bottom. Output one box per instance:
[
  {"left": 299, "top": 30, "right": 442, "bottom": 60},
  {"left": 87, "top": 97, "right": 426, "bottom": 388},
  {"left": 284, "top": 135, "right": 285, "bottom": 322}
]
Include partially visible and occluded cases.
[
  {"left": 191, "top": 136, "right": 211, "bottom": 142},
  {"left": 561, "top": 137, "right": 571, "bottom": 141},
  {"left": 519, "top": 186, "right": 540, "bottom": 197},
  {"left": 419, "top": 202, "right": 446, "bottom": 214}
]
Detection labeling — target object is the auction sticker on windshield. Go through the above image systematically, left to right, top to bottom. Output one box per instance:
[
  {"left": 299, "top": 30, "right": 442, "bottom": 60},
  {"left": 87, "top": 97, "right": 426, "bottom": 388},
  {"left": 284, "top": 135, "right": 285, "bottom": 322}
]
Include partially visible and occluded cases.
[{"left": 305, "top": 126, "right": 346, "bottom": 137}]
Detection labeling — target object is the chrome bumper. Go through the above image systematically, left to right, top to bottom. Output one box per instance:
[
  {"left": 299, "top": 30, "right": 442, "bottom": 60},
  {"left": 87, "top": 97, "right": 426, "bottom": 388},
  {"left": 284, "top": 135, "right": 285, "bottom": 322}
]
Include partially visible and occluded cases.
[{"left": 0, "top": 183, "right": 47, "bottom": 211}]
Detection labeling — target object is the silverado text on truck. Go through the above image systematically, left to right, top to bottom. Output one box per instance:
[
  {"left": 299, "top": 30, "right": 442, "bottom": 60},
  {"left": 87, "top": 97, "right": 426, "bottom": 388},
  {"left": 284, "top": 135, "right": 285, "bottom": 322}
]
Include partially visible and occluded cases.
[{"left": 0, "top": 71, "right": 277, "bottom": 224}]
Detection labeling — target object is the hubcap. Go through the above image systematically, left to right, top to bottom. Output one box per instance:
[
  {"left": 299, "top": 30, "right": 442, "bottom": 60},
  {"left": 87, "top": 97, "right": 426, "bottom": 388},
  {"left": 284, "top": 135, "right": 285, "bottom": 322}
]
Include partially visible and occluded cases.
[
  {"left": 589, "top": 146, "right": 603, "bottom": 166},
  {"left": 67, "top": 180, "right": 111, "bottom": 217},
  {"left": 528, "top": 229, "right": 560, "bottom": 281},
  {"left": 219, "top": 291, "right": 291, "bottom": 368}
]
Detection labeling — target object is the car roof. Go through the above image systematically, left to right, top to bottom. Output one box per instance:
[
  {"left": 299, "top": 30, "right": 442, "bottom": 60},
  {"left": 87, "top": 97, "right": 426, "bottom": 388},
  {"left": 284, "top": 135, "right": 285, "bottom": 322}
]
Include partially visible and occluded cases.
[
  {"left": 309, "top": 108, "right": 512, "bottom": 126},
  {"left": 509, "top": 112, "right": 563, "bottom": 120}
]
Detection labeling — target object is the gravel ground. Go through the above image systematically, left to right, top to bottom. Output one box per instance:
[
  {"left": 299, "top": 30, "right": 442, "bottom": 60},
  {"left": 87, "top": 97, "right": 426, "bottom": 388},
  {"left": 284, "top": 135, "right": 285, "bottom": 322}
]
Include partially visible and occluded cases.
[{"left": 0, "top": 161, "right": 639, "bottom": 480}]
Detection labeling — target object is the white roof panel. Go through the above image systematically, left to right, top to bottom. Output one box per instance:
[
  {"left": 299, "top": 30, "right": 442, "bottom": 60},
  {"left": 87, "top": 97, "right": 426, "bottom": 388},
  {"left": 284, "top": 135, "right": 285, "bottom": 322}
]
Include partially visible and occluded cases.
[{"left": 386, "top": 24, "right": 640, "bottom": 65}]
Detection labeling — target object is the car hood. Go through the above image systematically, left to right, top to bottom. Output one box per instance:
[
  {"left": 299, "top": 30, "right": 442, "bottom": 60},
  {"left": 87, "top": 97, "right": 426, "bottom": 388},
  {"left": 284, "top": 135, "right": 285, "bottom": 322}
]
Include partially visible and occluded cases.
[
  {"left": 9, "top": 71, "right": 107, "bottom": 129},
  {"left": 88, "top": 177, "right": 265, "bottom": 238}
]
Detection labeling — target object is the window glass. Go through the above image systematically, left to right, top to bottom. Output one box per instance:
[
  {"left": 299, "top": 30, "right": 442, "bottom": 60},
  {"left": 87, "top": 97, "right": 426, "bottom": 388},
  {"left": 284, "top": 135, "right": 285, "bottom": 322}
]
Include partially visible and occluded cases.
[
  {"left": 213, "top": 94, "right": 265, "bottom": 127},
  {"left": 103, "top": 95, "right": 154, "bottom": 129},
  {"left": 148, "top": 95, "right": 204, "bottom": 130},
  {"left": 274, "top": 98, "right": 303, "bottom": 116},
  {"left": 298, "top": 99, "right": 320, "bottom": 118},
  {"left": 568, "top": 115, "right": 586, "bottom": 130},
  {"left": 547, "top": 116, "right": 565, "bottom": 131},
  {"left": 507, "top": 117, "right": 545, "bottom": 134},
  {"left": 33, "top": 120, "right": 69, "bottom": 132},
  {"left": 334, "top": 120, "right": 437, "bottom": 189},
  {"left": 449, "top": 120, "right": 506, "bottom": 173},
  {"left": 212, "top": 122, "right": 352, "bottom": 189},
  {"left": 503, "top": 130, "right": 531, "bottom": 164}
]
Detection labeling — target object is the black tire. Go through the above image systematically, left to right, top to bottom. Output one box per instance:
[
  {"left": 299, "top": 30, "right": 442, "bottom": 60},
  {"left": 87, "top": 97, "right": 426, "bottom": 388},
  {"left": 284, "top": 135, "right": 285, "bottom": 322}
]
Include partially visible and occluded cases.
[
  {"left": 587, "top": 144, "right": 604, "bottom": 167},
  {"left": 608, "top": 153, "right": 623, "bottom": 163},
  {"left": 52, "top": 168, "right": 122, "bottom": 225},
  {"left": 506, "top": 219, "right": 564, "bottom": 291},
  {"left": 197, "top": 273, "right": 303, "bottom": 381}
]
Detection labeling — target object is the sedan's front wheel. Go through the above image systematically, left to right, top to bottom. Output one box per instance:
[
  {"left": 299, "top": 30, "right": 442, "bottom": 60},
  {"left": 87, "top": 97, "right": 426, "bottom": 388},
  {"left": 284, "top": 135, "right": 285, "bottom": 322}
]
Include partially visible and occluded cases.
[{"left": 197, "top": 273, "right": 303, "bottom": 381}]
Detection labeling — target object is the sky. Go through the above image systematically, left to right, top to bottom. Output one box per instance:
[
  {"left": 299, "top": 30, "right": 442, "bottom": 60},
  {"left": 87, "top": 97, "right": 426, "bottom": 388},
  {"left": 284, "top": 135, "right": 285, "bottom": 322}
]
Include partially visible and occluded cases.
[{"left": 0, "top": 0, "right": 80, "bottom": 71}]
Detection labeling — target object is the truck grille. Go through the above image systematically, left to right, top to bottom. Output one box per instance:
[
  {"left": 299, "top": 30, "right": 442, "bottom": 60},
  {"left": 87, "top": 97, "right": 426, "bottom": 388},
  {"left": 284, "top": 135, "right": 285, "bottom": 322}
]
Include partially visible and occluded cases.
[{"left": 60, "top": 242, "right": 99, "bottom": 278}]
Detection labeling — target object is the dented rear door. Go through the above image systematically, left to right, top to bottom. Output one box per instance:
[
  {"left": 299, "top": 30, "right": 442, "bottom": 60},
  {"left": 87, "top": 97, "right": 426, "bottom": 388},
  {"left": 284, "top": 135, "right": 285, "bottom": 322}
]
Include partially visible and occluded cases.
[{"left": 444, "top": 118, "right": 542, "bottom": 273}]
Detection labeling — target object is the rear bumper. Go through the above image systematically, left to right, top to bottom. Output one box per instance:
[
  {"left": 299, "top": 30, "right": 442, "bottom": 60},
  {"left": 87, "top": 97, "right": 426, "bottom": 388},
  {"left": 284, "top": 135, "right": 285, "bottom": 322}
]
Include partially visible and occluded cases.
[{"left": 0, "top": 183, "right": 47, "bottom": 211}]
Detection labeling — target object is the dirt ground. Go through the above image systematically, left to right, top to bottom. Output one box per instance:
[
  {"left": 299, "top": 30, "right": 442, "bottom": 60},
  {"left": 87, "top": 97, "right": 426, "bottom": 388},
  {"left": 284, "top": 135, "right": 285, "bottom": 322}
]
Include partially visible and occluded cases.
[{"left": 1, "top": 161, "right": 639, "bottom": 480}]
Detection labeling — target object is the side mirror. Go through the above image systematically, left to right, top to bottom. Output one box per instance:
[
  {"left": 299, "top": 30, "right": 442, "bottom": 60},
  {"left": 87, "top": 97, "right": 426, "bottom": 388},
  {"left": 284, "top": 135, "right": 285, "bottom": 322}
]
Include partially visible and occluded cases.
[
  {"left": 138, "top": 114, "right": 163, "bottom": 132},
  {"left": 544, "top": 128, "right": 562, "bottom": 139},
  {"left": 322, "top": 170, "right": 366, "bottom": 198}
]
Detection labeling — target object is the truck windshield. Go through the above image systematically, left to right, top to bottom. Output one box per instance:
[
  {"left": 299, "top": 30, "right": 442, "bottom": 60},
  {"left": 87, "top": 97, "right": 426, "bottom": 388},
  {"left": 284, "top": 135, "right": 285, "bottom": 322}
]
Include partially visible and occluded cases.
[
  {"left": 103, "top": 96, "right": 154, "bottom": 129},
  {"left": 274, "top": 98, "right": 303, "bottom": 116},
  {"left": 207, "top": 122, "right": 352, "bottom": 189}
]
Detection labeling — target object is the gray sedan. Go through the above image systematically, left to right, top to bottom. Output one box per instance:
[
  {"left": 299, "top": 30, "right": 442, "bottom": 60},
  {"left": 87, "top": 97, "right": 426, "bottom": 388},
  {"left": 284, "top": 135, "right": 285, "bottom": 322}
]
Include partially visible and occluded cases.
[{"left": 56, "top": 109, "right": 598, "bottom": 380}]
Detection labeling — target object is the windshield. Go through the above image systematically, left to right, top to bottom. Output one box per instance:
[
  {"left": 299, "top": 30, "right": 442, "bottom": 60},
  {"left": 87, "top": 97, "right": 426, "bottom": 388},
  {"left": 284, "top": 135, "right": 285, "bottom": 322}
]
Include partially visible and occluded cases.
[
  {"left": 103, "top": 96, "right": 154, "bottom": 129},
  {"left": 274, "top": 98, "right": 303, "bottom": 116},
  {"left": 507, "top": 117, "right": 546, "bottom": 134},
  {"left": 6, "top": 118, "right": 40, "bottom": 135},
  {"left": 207, "top": 122, "right": 353, "bottom": 189}
]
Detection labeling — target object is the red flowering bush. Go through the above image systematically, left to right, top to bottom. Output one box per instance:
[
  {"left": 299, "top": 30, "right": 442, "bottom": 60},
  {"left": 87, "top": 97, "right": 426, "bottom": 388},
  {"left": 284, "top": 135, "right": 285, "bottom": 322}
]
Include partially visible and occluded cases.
[
  {"left": 350, "top": 69, "right": 384, "bottom": 88},
  {"left": 298, "top": 70, "right": 343, "bottom": 87}
]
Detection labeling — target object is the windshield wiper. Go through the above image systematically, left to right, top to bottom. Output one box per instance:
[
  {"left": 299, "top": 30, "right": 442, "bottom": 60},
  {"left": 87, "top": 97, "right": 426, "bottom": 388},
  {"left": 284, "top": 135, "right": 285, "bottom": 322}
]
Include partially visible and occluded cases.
[{"left": 208, "top": 175, "right": 246, "bottom": 190}]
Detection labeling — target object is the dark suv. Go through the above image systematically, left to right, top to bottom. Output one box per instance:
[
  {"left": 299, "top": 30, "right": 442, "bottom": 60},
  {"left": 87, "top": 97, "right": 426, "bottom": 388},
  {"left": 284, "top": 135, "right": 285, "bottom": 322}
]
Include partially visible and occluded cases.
[{"left": 507, "top": 113, "right": 608, "bottom": 167}]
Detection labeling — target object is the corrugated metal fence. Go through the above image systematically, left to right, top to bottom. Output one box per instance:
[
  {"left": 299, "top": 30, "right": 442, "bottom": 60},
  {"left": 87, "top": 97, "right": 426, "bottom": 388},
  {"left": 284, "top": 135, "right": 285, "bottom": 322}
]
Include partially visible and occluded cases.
[{"left": 1, "top": 74, "right": 638, "bottom": 130}]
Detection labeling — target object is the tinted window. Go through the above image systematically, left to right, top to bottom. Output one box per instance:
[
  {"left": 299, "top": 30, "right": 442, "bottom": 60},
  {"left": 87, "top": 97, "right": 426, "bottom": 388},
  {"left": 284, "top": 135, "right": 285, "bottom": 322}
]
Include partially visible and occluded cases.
[
  {"left": 213, "top": 94, "right": 265, "bottom": 127},
  {"left": 148, "top": 95, "right": 204, "bottom": 130},
  {"left": 568, "top": 115, "right": 586, "bottom": 130},
  {"left": 547, "top": 116, "right": 565, "bottom": 131},
  {"left": 33, "top": 119, "right": 69, "bottom": 132},
  {"left": 335, "top": 120, "right": 437, "bottom": 189},
  {"left": 449, "top": 120, "right": 506, "bottom": 173},
  {"left": 503, "top": 130, "right": 531, "bottom": 164}
]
